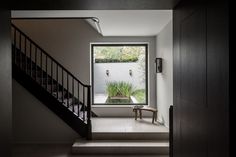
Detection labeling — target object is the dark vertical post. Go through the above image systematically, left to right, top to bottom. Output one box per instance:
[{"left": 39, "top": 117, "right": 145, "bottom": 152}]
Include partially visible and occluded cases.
[
  {"left": 14, "top": 28, "right": 16, "bottom": 64},
  {"left": 19, "top": 34, "right": 22, "bottom": 69},
  {"left": 24, "top": 37, "right": 27, "bottom": 72},
  {"left": 30, "top": 43, "right": 32, "bottom": 77},
  {"left": 35, "top": 47, "right": 37, "bottom": 81},
  {"left": 40, "top": 51, "right": 43, "bottom": 85},
  {"left": 46, "top": 56, "right": 48, "bottom": 90},
  {"left": 51, "top": 60, "right": 53, "bottom": 94},
  {"left": 56, "top": 64, "right": 58, "bottom": 99},
  {"left": 62, "top": 69, "right": 64, "bottom": 103},
  {"left": 67, "top": 73, "right": 69, "bottom": 108},
  {"left": 72, "top": 78, "right": 74, "bottom": 112},
  {"left": 77, "top": 82, "right": 80, "bottom": 116},
  {"left": 83, "top": 86, "right": 85, "bottom": 122},
  {"left": 87, "top": 86, "right": 92, "bottom": 140},
  {"left": 169, "top": 105, "right": 173, "bottom": 157}
]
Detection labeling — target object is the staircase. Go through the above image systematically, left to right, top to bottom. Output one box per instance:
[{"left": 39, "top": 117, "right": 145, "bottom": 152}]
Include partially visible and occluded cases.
[{"left": 11, "top": 24, "right": 92, "bottom": 139}]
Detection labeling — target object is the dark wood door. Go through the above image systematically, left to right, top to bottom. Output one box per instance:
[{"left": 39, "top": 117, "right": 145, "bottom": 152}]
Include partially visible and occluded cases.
[
  {"left": 173, "top": 0, "right": 229, "bottom": 157},
  {"left": 206, "top": 0, "right": 229, "bottom": 156},
  {"left": 180, "top": 7, "right": 207, "bottom": 157}
]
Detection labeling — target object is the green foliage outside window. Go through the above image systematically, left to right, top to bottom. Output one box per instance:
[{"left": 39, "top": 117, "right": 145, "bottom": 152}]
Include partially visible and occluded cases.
[
  {"left": 94, "top": 46, "right": 145, "bottom": 63},
  {"left": 106, "top": 81, "right": 133, "bottom": 98},
  {"left": 106, "top": 81, "right": 146, "bottom": 103}
]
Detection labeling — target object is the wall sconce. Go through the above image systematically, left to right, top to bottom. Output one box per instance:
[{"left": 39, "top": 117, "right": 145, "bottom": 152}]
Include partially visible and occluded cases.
[
  {"left": 155, "top": 58, "right": 162, "bottom": 73},
  {"left": 129, "top": 69, "right": 133, "bottom": 76},
  {"left": 106, "top": 70, "right": 109, "bottom": 76}
]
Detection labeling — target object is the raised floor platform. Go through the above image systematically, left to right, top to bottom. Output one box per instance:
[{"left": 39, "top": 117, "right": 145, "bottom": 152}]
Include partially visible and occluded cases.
[
  {"left": 91, "top": 117, "right": 169, "bottom": 140},
  {"left": 92, "top": 117, "right": 168, "bottom": 133},
  {"left": 72, "top": 118, "right": 169, "bottom": 155}
]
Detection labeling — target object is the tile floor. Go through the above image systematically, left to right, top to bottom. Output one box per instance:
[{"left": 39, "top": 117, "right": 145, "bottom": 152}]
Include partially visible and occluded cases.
[{"left": 92, "top": 117, "right": 169, "bottom": 133}]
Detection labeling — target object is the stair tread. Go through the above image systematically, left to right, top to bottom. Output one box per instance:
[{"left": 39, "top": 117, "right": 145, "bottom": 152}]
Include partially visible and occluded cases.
[
  {"left": 92, "top": 131, "right": 169, "bottom": 133},
  {"left": 73, "top": 140, "right": 169, "bottom": 147}
]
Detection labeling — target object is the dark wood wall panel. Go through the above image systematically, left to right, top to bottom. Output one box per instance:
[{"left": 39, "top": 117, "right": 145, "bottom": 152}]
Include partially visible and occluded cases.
[
  {"left": 173, "top": 0, "right": 229, "bottom": 157},
  {"left": 207, "top": 0, "right": 229, "bottom": 156},
  {"left": 173, "top": 4, "right": 181, "bottom": 157},
  {"left": 180, "top": 8, "right": 207, "bottom": 157},
  {"left": 0, "top": 10, "right": 12, "bottom": 157}
]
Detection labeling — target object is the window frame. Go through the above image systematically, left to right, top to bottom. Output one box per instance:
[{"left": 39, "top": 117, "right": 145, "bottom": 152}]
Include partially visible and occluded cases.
[{"left": 91, "top": 43, "right": 148, "bottom": 106}]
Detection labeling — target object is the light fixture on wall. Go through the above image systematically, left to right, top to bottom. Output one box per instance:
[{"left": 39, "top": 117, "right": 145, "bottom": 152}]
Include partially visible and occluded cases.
[
  {"left": 155, "top": 58, "right": 162, "bottom": 73},
  {"left": 129, "top": 69, "right": 133, "bottom": 76},
  {"left": 106, "top": 70, "right": 109, "bottom": 76}
]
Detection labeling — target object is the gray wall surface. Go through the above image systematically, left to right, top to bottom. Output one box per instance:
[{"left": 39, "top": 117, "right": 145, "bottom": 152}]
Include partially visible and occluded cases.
[
  {"left": 12, "top": 19, "right": 156, "bottom": 118},
  {"left": 156, "top": 21, "right": 173, "bottom": 127},
  {"left": 13, "top": 80, "right": 80, "bottom": 144}
]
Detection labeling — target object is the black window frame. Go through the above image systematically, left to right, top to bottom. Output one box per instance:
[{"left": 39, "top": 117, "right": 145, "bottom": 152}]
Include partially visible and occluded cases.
[{"left": 91, "top": 43, "right": 148, "bottom": 106}]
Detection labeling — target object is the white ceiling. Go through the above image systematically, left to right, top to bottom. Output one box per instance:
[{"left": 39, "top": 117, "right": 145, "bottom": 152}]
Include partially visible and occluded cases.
[{"left": 12, "top": 10, "right": 172, "bottom": 36}]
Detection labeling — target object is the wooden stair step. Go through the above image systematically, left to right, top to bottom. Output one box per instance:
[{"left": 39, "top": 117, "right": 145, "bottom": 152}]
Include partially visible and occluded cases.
[{"left": 72, "top": 140, "right": 169, "bottom": 155}]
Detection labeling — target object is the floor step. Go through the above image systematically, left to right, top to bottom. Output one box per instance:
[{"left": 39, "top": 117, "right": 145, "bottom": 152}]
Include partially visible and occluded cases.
[
  {"left": 92, "top": 118, "right": 169, "bottom": 140},
  {"left": 92, "top": 132, "right": 169, "bottom": 140},
  {"left": 72, "top": 140, "right": 169, "bottom": 155}
]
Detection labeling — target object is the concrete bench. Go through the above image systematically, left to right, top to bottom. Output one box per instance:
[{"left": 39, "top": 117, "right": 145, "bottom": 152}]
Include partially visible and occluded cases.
[{"left": 133, "top": 106, "right": 157, "bottom": 124}]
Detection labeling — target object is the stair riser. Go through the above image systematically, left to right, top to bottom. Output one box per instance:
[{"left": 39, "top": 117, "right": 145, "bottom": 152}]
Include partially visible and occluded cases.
[
  {"left": 92, "top": 133, "right": 169, "bottom": 141},
  {"left": 72, "top": 147, "right": 169, "bottom": 155}
]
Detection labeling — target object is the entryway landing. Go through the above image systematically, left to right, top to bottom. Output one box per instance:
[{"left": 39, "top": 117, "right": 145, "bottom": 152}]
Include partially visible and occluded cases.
[
  {"left": 91, "top": 117, "right": 169, "bottom": 140},
  {"left": 92, "top": 117, "right": 168, "bottom": 133}
]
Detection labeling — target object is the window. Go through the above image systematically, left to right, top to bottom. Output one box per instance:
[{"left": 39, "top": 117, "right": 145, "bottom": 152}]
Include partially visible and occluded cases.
[{"left": 91, "top": 44, "right": 148, "bottom": 105}]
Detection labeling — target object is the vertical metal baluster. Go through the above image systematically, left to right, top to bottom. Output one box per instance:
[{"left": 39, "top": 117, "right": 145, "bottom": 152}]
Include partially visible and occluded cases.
[
  {"left": 14, "top": 29, "right": 17, "bottom": 64},
  {"left": 19, "top": 34, "right": 22, "bottom": 69},
  {"left": 24, "top": 37, "right": 27, "bottom": 72},
  {"left": 30, "top": 43, "right": 32, "bottom": 77},
  {"left": 35, "top": 47, "right": 37, "bottom": 81},
  {"left": 40, "top": 51, "right": 43, "bottom": 85},
  {"left": 46, "top": 56, "right": 48, "bottom": 90},
  {"left": 51, "top": 60, "right": 53, "bottom": 94},
  {"left": 56, "top": 65, "right": 58, "bottom": 99},
  {"left": 62, "top": 70, "right": 64, "bottom": 104},
  {"left": 67, "top": 74, "right": 69, "bottom": 108},
  {"left": 72, "top": 78, "right": 74, "bottom": 112},
  {"left": 78, "top": 82, "right": 80, "bottom": 116},
  {"left": 87, "top": 86, "right": 91, "bottom": 131},
  {"left": 83, "top": 87, "right": 85, "bottom": 122}
]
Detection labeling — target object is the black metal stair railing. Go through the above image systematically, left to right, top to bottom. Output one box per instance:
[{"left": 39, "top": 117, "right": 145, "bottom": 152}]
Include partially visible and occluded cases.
[{"left": 11, "top": 24, "right": 91, "bottom": 138}]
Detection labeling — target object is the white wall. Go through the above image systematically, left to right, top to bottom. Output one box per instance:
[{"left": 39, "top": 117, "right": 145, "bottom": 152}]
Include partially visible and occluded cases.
[
  {"left": 12, "top": 19, "right": 157, "bottom": 118},
  {"left": 156, "top": 21, "right": 173, "bottom": 127},
  {"left": 94, "top": 63, "right": 145, "bottom": 94}
]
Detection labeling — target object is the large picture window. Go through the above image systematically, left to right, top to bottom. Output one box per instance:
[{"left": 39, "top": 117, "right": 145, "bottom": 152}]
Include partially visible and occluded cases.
[{"left": 91, "top": 44, "right": 148, "bottom": 105}]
